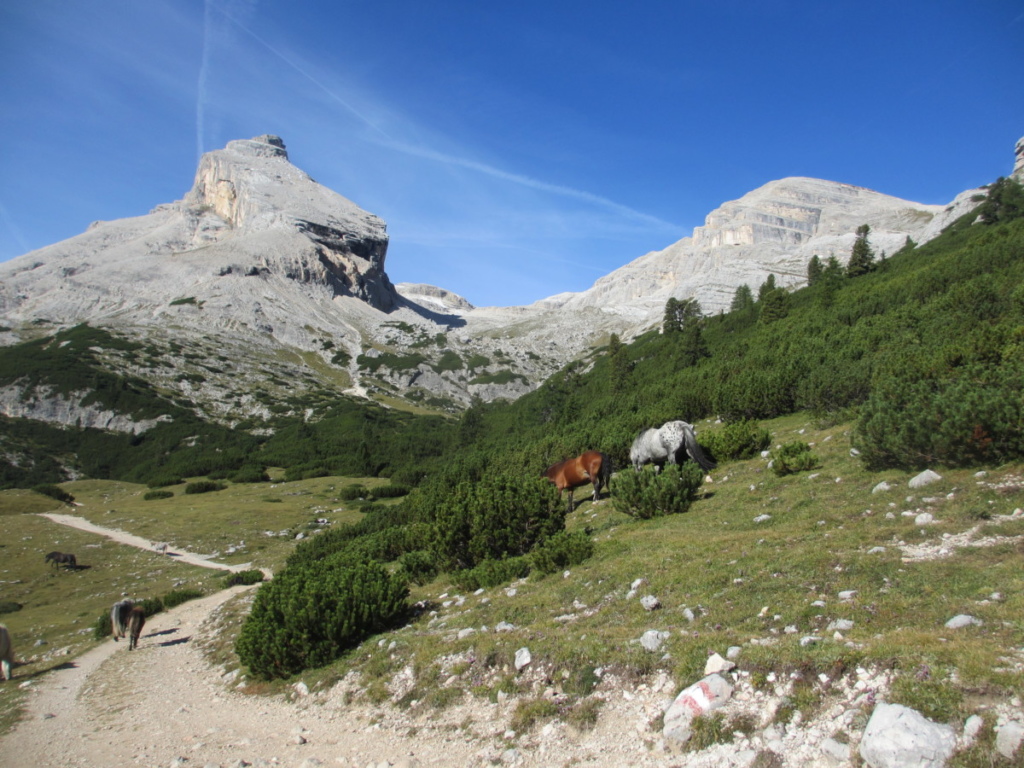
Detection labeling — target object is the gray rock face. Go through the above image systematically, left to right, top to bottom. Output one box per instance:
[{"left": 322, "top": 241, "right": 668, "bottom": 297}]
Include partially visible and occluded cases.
[
  {"left": 543, "top": 176, "right": 944, "bottom": 323},
  {"left": 859, "top": 702, "right": 956, "bottom": 768}
]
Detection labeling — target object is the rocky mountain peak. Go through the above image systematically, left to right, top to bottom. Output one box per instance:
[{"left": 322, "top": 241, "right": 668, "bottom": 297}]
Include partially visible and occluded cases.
[{"left": 1015, "top": 135, "right": 1024, "bottom": 179}]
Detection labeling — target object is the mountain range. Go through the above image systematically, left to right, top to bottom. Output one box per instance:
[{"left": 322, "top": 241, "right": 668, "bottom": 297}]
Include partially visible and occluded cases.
[{"left": 1, "top": 133, "right": 1020, "bottom": 427}]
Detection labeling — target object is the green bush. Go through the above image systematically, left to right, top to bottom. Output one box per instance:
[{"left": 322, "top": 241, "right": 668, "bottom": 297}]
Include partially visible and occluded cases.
[
  {"left": 854, "top": 362, "right": 1024, "bottom": 470},
  {"left": 699, "top": 420, "right": 772, "bottom": 462},
  {"left": 770, "top": 442, "right": 819, "bottom": 476},
  {"left": 612, "top": 463, "right": 704, "bottom": 519},
  {"left": 230, "top": 466, "right": 270, "bottom": 483},
  {"left": 427, "top": 474, "right": 564, "bottom": 571},
  {"left": 146, "top": 475, "right": 183, "bottom": 489},
  {"left": 184, "top": 480, "right": 226, "bottom": 494},
  {"left": 369, "top": 483, "right": 411, "bottom": 500},
  {"left": 32, "top": 484, "right": 74, "bottom": 504},
  {"left": 339, "top": 484, "right": 367, "bottom": 501},
  {"left": 143, "top": 489, "right": 174, "bottom": 501},
  {"left": 530, "top": 530, "right": 594, "bottom": 575},
  {"left": 394, "top": 549, "right": 438, "bottom": 585},
  {"left": 453, "top": 556, "right": 531, "bottom": 591},
  {"left": 236, "top": 559, "right": 409, "bottom": 679},
  {"left": 222, "top": 569, "right": 266, "bottom": 587},
  {"left": 161, "top": 588, "right": 204, "bottom": 609},
  {"left": 137, "top": 597, "right": 164, "bottom": 616},
  {"left": 0, "top": 601, "right": 22, "bottom": 614}
]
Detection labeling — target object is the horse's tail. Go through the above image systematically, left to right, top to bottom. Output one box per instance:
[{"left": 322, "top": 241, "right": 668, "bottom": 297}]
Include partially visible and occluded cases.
[
  {"left": 683, "top": 427, "right": 716, "bottom": 472},
  {"left": 599, "top": 452, "right": 613, "bottom": 490}
]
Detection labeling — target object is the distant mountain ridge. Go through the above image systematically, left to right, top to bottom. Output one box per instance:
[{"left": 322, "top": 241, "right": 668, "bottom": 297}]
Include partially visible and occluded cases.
[{"left": 0, "top": 134, "right": 1019, "bottom": 426}]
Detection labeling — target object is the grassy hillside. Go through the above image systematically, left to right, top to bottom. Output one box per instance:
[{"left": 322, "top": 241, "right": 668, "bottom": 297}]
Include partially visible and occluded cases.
[{"left": 4, "top": 413, "right": 1019, "bottom": 758}]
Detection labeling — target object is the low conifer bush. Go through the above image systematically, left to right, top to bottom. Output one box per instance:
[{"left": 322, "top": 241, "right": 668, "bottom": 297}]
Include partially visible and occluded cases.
[
  {"left": 700, "top": 420, "right": 772, "bottom": 461},
  {"left": 769, "top": 441, "right": 819, "bottom": 476},
  {"left": 612, "top": 463, "right": 704, "bottom": 519},
  {"left": 32, "top": 484, "right": 74, "bottom": 504},
  {"left": 530, "top": 530, "right": 594, "bottom": 574},
  {"left": 236, "top": 559, "right": 408, "bottom": 679},
  {"left": 222, "top": 569, "right": 265, "bottom": 587}
]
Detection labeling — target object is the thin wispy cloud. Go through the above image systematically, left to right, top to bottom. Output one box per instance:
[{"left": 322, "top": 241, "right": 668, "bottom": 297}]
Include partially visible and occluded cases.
[
  {"left": 213, "top": 2, "right": 679, "bottom": 237},
  {"left": 380, "top": 141, "right": 682, "bottom": 233}
]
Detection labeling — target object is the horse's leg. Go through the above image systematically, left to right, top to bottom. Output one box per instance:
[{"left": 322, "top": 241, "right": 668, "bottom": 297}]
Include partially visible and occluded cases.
[{"left": 567, "top": 488, "right": 575, "bottom": 513}]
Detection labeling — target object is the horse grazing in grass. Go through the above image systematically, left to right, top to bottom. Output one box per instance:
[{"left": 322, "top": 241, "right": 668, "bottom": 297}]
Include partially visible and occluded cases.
[
  {"left": 630, "top": 420, "right": 716, "bottom": 473},
  {"left": 542, "top": 451, "right": 612, "bottom": 512},
  {"left": 44, "top": 551, "right": 77, "bottom": 570},
  {"left": 110, "top": 599, "right": 135, "bottom": 642},
  {"left": 126, "top": 606, "right": 146, "bottom": 651},
  {"left": 0, "top": 624, "right": 12, "bottom": 681}
]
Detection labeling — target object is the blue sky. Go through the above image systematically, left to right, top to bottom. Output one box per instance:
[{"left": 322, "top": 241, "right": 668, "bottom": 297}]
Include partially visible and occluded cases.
[{"left": 1, "top": 1, "right": 1022, "bottom": 307}]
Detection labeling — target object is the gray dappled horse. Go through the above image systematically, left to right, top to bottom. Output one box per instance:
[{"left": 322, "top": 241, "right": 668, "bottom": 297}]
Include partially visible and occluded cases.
[{"left": 629, "top": 420, "right": 716, "bottom": 473}]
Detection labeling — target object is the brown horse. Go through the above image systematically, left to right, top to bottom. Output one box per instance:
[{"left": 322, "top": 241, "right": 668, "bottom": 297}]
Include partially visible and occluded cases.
[
  {"left": 542, "top": 451, "right": 612, "bottom": 512},
  {"left": 127, "top": 606, "right": 146, "bottom": 651}
]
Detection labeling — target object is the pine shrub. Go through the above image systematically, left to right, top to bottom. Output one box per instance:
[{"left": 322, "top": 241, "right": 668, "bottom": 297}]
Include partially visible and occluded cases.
[
  {"left": 854, "top": 362, "right": 1024, "bottom": 469},
  {"left": 700, "top": 420, "right": 771, "bottom": 462},
  {"left": 769, "top": 442, "right": 819, "bottom": 476},
  {"left": 612, "top": 463, "right": 704, "bottom": 519},
  {"left": 230, "top": 466, "right": 270, "bottom": 483},
  {"left": 428, "top": 473, "right": 563, "bottom": 571},
  {"left": 184, "top": 480, "right": 225, "bottom": 494},
  {"left": 369, "top": 483, "right": 411, "bottom": 499},
  {"left": 32, "top": 484, "right": 74, "bottom": 504},
  {"left": 339, "top": 484, "right": 367, "bottom": 501},
  {"left": 143, "top": 489, "right": 174, "bottom": 501},
  {"left": 530, "top": 530, "right": 594, "bottom": 575},
  {"left": 394, "top": 549, "right": 438, "bottom": 585},
  {"left": 453, "top": 556, "right": 531, "bottom": 591},
  {"left": 235, "top": 559, "right": 408, "bottom": 680},
  {"left": 222, "top": 569, "right": 266, "bottom": 587},
  {"left": 161, "top": 588, "right": 203, "bottom": 609}
]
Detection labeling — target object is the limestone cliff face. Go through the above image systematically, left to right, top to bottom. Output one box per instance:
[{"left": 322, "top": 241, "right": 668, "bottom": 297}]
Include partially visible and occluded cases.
[
  {"left": 182, "top": 135, "right": 395, "bottom": 310},
  {"left": 545, "top": 177, "right": 944, "bottom": 321}
]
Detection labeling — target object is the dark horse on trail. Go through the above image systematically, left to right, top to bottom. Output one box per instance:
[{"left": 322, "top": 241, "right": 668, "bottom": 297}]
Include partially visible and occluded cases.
[
  {"left": 542, "top": 450, "right": 612, "bottom": 512},
  {"left": 44, "top": 551, "right": 77, "bottom": 570},
  {"left": 126, "top": 606, "right": 146, "bottom": 651}
]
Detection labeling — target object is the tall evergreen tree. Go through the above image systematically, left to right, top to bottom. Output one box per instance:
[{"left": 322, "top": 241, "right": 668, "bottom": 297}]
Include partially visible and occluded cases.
[
  {"left": 847, "top": 224, "right": 875, "bottom": 277},
  {"left": 807, "top": 255, "right": 823, "bottom": 286},
  {"left": 823, "top": 255, "right": 844, "bottom": 282},
  {"left": 757, "top": 274, "right": 778, "bottom": 303},
  {"left": 730, "top": 284, "right": 754, "bottom": 314},
  {"left": 759, "top": 288, "right": 790, "bottom": 324},
  {"left": 662, "top": 298, "right": 683, "bottom": 334}
]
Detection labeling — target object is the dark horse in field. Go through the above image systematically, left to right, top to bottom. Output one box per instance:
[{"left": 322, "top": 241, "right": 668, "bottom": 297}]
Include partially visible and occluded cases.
[
  {"left": 542, "top": 450, "right": 612, "bottom": 512},
  {"left": 44, "top": 551, "right": 77, "bottom": 570},
  {"left": 126, "top": 606, "right": 146, "bottom": 651}
]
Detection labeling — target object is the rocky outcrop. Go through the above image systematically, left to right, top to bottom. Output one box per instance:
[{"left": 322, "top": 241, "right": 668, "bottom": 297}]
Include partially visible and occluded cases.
[
  {"left": 182, "top": 135, "right": 396, "bottom": 310},
  {"left": 545, "top": 177, "right": 944, "bottom": 322},
  {"left": 0, "top": 384, "right": 169, "bottom": 434}
]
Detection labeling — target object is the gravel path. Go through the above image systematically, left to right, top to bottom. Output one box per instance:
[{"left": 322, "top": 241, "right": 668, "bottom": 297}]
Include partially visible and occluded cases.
[{"left": 38, "top": 513, "right": 259, "bottom": 574}]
